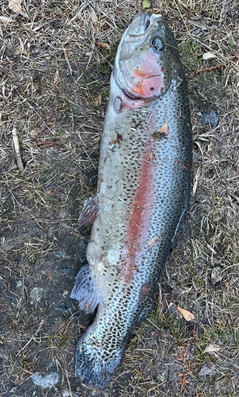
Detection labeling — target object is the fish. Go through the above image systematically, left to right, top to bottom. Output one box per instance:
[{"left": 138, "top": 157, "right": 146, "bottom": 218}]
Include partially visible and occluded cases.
[{"left": 71, "top": 13, "right": 192, "bottom": 390}]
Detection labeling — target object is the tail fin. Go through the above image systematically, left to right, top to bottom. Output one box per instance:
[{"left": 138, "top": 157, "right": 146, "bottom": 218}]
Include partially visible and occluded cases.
[{"left": 74, "top": 327, "right": 127, "bottom": 390}]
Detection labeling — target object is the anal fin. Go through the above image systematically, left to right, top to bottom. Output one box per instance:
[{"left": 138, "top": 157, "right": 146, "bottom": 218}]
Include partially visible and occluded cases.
[
  {"left": 78, "top": 195, "right": 99, "bottom": 226},
  {"left": 70, "top": 265, "right": 99, "bottom": 313}
]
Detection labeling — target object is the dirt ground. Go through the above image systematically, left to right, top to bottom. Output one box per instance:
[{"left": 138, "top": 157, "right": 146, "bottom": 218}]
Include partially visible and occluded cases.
[{"left": 0, "top": 0, "right": 239, "bottom": 396}]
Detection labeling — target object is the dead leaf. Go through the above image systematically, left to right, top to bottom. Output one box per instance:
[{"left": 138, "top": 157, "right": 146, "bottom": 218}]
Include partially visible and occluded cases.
[
  {"left": 9, "top": 0, "right": 22, "bottom": 13},
  {"left": 142, "top": 0, "right": 151, "bottom": 9},
  {"left": 88, "top": 10, "right": 97, "bottom": 26},
  {"left": 0, "top": 16, "right": 12, "bottom": 36},
  {"left": 0, "top": 16, "right": 12, "bottom": 24},
  {"left": 96, "top": 41, "right": 111, "bottom": 50},
  {"left": 203, "top": 52, "right": 216, "bottom": 60},
  {"left": 54, "top": 70, "right": 60, "bottom": 86},
  {"left": 94, "top": 93, "right": 102, "bottom": 107},
  {"left": 151, "top": 122, "right": 169, "bottom": 141},
  {"left": 159, "top": 122, "right": 169, "bottom": 134},
  {"left": 30, "top": 128, "right": 42, "bottom": 139},
  {"left": 117, "top": 133, "right": 122, "bottom": 144},
  {"left": 148, "top": 151, "right": 154, "bottom": 161},
  {"left": 147, "top": 236, "right": 159, "bottom": 251},
  {"left": 177, "top": 306, "right": 195, "bottom": 321},
  {"left": 204, "top": 343, "right": 221, "bottom": 355},
  {"left": 198, "top": 362, "right": 216, "bottom": 376}
]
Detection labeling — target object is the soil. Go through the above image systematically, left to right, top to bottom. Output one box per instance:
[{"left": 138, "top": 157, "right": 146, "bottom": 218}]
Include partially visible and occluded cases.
[{"left": 1, "top": 1, "right": 239, "bottom": 396}]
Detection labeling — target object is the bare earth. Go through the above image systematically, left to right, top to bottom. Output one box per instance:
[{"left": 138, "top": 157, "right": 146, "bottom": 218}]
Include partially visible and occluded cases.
[{"left": 0, "top": 1, "right": 239, "bottom": 396}]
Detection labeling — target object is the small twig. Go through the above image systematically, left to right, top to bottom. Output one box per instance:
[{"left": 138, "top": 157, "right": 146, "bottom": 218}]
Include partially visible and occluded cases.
[
  {"left": 174, "top": 0, "right": 190, "bottom": 9},
  {"left": 63, "top": 48, "right": 73, "bottom": 75},
  {"left": 190, "top": 64, "right": 221, "bottom": 77},
  {"left": 12, "top": 127, "right": 24, "bottom": 172},
  {"left": 28, "top": 141, "right": 59, "bottom": 148},
  {"left": 146, "top": 318, "right": 161, "bottom": 331},
  {"left": 16, "top": 320, "right": 44, "bottom": 356},
  {"left": 20, "top": 367, "right": 34, "bottom": 375},
  {"left": 148, "top": 380, "right": 167, "bottom": 392}
]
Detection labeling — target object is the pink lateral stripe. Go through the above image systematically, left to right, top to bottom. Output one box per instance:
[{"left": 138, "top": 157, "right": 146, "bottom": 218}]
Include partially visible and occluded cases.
[{"left": 120, "top": 143, "right": 155, "bottom": 284}]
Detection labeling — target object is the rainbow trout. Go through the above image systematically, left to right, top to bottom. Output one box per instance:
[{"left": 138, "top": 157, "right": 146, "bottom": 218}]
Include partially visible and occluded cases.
[{"left": 71, "top": 13, "right": 192, "bottom": 389}]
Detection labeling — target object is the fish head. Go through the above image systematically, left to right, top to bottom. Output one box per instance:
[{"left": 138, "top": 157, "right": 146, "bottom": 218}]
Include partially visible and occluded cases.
[{"left": 113, "top": 13, "right": 182, "bottom": 101}]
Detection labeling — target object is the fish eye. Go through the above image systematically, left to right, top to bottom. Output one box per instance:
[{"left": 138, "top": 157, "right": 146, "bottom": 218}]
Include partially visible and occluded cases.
[{"left": 151, "top": 37, "right": 165, "bottom": 53}]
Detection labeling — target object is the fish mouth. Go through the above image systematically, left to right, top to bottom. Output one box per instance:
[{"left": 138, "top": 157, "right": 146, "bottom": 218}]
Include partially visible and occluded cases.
[
  {"left": 125, "top": 13, "right": 163, "bottom": 38},
  {"left": 134, "top": 13, "right": 151, "bottom": 36},
  {"left": 139, "top": 13, "right": 163, "bottom": 34},
  {"left": 122, "top": 89, "right": 142, "bottom": 101}
]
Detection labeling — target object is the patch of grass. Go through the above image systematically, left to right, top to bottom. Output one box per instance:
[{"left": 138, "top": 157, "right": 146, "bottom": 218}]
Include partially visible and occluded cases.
[
  {"left": 180, "top": 38, "right": 202, "bottom": 71},
  {"left": 227, "top": 38, "right": 236, "bottom": 55}
]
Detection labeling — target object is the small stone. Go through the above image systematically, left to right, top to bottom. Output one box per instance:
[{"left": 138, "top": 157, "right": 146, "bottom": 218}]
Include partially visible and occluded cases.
[
  {"left": 192, "top": 28, "right": 202, "bottom": 36},
  {"left": 203, "top": 52, "right": 216, "bottom": 60},
  {"left": 202, "top": 109, "right": 219, "bottom": 127},
  {"left": 30, "top": 128, "right": 42, "bottom": 139},
  {"left": 47, "top": 226, "right": 54, "bottom": 239},
  {"left": 53, "top": 251, "right": 71, "bottom": 260},
  {"left": 59, "top": 265, "right": 71, "bottom": 275},
  {"left": 211, "top": 266, "right": 223, "bottom": 285},
  {"left": 16, "top": 280, "right": 23, "bottom": 288},
  {"left": 29, "top": 287, "right": 44, "bottom": 305},
  {"left": 168, "top": 302, "right": 183, "bottom": 320},
  {"left": 198, "top": 362, "right": 216, "bottom": 376},
  {"left": 31, "top": 371, "right": 60, "bottom": 388},
  {"left": 62, "top": 389, "right": 71, "bottom": 397}
]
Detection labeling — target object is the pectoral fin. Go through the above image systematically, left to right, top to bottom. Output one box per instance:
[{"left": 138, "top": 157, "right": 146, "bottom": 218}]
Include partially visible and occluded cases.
[
  {"left": 78, "top": 195, "right": 99, "bottom": 226},
  {"left": 70, "top": 265, "right": 99, "bottom": 313}
]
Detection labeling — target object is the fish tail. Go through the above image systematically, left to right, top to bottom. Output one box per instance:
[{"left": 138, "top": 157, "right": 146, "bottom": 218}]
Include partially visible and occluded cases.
[{"left": 74, "top": 326, "right": 126, "bottom": 390}]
